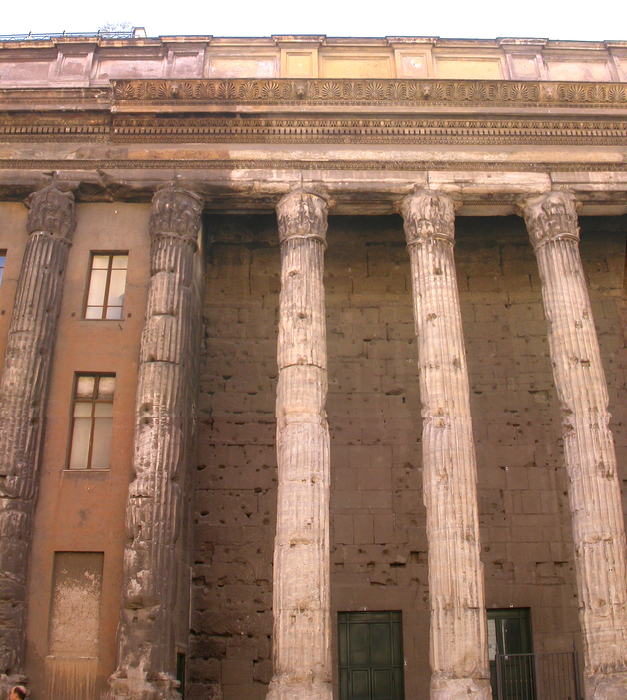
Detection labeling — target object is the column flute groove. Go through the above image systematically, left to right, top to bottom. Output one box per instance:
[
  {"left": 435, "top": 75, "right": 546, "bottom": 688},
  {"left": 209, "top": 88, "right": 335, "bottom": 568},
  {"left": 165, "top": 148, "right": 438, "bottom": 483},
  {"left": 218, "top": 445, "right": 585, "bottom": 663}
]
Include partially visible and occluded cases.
[
  {"left": 0, "top": 185, "right": 75, "bottom": 694},
  {"left": 107, "top": 185, "right": 204, "bottom": 700},
  {"left": 267, "top": 190, "right": 332, "bottom": 700},
  {"left": 401, "top": 190, "right": 491, "bottom": 700},
  {"left": 523, "top": 191, "right": 627, "bottom": 700}
]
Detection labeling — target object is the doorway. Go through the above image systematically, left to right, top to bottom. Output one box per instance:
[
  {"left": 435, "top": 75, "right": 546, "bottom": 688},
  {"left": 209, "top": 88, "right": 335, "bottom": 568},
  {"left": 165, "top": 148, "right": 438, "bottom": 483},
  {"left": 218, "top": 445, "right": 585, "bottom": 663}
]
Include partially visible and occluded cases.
[
  {"left": 487, "top": 608, "right": 534, "bottom": 700},
  {"left": 338, "top": 611, "right": 404, "bottom": 700}
]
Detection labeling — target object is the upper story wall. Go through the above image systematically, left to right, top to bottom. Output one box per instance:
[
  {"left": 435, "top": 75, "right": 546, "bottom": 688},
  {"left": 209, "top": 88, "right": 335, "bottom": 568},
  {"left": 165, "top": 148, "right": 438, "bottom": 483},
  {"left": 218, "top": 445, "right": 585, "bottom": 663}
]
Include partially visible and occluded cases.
[{"left": 1, "top": 35, "right": 626, "bottom": 87}]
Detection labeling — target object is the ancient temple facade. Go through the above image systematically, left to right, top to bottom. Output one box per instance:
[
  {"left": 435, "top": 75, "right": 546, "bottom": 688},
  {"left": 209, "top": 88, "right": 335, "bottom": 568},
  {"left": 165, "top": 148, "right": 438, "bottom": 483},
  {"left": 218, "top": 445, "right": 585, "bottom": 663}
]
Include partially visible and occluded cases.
[{"left": 0, "top": 32, "right": 627, "bottom": 700}]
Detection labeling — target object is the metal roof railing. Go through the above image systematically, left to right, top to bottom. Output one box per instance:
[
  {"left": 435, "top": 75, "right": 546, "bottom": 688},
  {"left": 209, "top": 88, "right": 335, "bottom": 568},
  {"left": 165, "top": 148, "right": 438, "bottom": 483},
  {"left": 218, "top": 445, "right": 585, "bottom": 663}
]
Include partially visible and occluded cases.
[{"left": 0, "top": 28, "right": 146, "bottom": 41}]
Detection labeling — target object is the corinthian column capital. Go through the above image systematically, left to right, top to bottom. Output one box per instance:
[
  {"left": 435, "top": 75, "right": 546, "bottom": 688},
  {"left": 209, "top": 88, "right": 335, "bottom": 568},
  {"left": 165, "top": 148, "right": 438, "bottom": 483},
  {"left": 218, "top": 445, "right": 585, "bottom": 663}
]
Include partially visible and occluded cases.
[
  {"left": 26, "top": 185, "right": 76, "bottom": 240},
  {"left": 149, "top": 185, "right": 204, "bottom": 245},
  {"left": 276, "top": 189, "right": 328, "bottom": 245},
  {"left": 400, "top": 190, "right": 455, "bottom": 245},
  {"left": 522, "top": 191, "right": 580, "bottom": 250}
]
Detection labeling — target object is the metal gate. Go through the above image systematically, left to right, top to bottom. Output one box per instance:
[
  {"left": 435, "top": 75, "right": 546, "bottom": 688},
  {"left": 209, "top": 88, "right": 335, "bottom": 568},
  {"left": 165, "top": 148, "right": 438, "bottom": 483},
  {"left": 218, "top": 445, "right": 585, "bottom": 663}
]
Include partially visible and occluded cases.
[{"left": 494, "top": 651, "right": 582, "bottom": 700}]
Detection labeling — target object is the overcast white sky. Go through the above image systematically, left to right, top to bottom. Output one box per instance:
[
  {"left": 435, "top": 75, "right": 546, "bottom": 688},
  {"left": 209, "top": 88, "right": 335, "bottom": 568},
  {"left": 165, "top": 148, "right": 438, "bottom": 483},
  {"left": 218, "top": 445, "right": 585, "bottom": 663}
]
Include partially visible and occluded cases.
[{"left": 1, "top": 0, "right": 625, "bottom": 42}]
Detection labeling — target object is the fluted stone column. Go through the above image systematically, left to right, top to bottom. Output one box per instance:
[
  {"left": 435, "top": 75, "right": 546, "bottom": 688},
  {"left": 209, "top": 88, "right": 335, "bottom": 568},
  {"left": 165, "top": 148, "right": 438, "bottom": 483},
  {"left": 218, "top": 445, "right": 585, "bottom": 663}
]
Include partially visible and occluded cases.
[
  {"left": 0, "top": 185, "right": 75, "bottom": 693},
  {"left": 108, "top": 186, "right": 204, "bottom": 700},
  {"left": 266, "top": 190, "right": 332, "bottom": 700},
  {"left": 401, "top": 191, "right": 491, "bottom": 700},
  {"left": 523, "top": 191, "right": 627, "bottom": 700}
]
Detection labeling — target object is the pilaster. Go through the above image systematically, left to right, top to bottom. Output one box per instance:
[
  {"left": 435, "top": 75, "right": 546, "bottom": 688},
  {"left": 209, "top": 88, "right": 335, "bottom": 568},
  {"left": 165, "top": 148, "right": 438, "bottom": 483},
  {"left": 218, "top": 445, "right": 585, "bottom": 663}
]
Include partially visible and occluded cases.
[
  {"left": 0, "top": 185, "right": 75, "bottom": 693},
  {"left": 107, "top": 185, "right": 204, "bottom": 700},
  {"left": 266, "top": 190, "right": 333, "bottom": 700},
  {"left": 400, "top": 190, "right": 491, "bottom": 700},
  {"left": 523, "top": 191, "right": 627, "bottom": 700}
]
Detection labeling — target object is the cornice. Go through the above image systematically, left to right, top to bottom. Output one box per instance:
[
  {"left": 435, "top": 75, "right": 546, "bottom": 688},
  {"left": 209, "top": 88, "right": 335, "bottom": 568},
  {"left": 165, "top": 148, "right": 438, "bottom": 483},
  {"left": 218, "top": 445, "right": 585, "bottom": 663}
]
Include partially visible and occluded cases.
[
  {"left": 111, "top": 78, "right": 627, "bottom": 108},
  {"left": 1, "top": 114, "right": 626, "bottom": 146},
  {"left": 2, "top": 158, "right": 627, "bottom": 172}
]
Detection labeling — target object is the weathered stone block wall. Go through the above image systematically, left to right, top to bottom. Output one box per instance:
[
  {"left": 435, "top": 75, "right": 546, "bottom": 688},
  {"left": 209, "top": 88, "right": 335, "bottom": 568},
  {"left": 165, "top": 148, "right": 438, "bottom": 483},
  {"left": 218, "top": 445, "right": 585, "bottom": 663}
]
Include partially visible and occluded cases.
[
  {"left": 193, "top": 213, "right": 627, "bottom": 700},
  {"left": 193, "top": 216, "right": 279, "bottom": 700}
]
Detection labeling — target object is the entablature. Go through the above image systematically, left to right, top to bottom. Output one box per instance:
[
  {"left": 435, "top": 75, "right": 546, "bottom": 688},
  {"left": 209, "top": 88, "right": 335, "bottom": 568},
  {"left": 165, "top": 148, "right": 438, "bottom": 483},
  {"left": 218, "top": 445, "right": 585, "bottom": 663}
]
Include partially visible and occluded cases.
[
  {"left": 1, "top": 79, "right": 627, "bottom": 149},
  {"left": 1, "top": 166, "right": 626, "bottom": 217}
]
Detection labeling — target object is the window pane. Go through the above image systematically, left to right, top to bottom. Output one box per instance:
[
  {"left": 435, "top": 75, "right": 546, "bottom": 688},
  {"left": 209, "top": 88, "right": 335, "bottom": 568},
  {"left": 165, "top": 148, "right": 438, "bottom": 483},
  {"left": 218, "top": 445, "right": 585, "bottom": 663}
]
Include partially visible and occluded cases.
[
  {"left": 92, "top": 255, "right": 110, "bottom": 270},
  {"left": 112, "top": 255, "right": 128, "bottom": 269},
  {"left": 86, "top": 269, "right": 108, "bottom": 309},
  {"left": 107, "top": 269, "right": 127, "bottom": 309},
  {"left": 85, "top": 306, "right": 102, "bottom": 319},
  {"left": 105, "top": 307, "right": 123, "bottom": 320},
  {"left": 76, "top": 376, "right": 95, "bottom": 399},
  {"left": 97, "top": 376, "right": 115, "bottom": 399},
  {"left": 73, "top": 402, "right": 92, "bottom": 418},
  {"left": 94, "top": 403, "right": 113, "bottom": 418},
  {"left": 69, "top": 418, "right": 91, "bottom": 469},
  {"left": 91, "top": 418, "right": 112, "bottom": 469},
  {"left": 488, "top": 618, "right": 498, "bottom": 660},
  {"left": 502, "top": 618, "right": 523, "bottom": 654}
]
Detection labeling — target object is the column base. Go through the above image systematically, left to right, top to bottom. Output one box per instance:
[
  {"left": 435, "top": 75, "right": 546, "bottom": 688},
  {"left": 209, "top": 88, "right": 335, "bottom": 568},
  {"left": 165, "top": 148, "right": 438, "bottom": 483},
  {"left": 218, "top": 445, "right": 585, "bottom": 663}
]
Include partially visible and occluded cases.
[
  {"left": 105, "top": 669, "right": 181, "bottom": 700},
  {"left": 586, "top": 670, "right": 627, "bottom": 700},
  {"left": 431, "top": 674, "right": 492, "bottom": 700},
  {"left": 266, "top": 675, "right": 333, "bottom": 700}
]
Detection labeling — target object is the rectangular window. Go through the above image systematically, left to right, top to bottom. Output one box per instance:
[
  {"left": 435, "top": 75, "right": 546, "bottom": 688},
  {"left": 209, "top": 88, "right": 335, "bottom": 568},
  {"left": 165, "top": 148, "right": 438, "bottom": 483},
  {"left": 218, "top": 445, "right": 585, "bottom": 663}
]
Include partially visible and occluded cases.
[
  {"left": 0, "top": 250, "right": 6, "bottom": 289},
  {"left": 84, "top": 253, "right": 128, "bottom": 320},
  {"left": 68, "top": 374, "right": 115, "bottom": 470},
  {"left": 339, "top": 611, "right": 404, "bottom": 700}
]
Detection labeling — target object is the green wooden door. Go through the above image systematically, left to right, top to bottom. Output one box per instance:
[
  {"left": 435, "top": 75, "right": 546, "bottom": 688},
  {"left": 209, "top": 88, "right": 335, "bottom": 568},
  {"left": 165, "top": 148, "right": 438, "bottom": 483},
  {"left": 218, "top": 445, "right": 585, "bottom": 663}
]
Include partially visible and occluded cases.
[{"left": 338, "top": 611, "right": 404, "bottom": 700}]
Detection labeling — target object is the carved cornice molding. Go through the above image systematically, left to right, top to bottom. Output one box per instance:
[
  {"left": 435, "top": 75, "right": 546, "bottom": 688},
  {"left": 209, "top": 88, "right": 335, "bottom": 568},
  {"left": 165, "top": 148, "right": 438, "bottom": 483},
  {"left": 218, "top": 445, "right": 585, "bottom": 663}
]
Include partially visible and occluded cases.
[
  {"left": 112, "top": 78, "right": 627, "bottom": 108},
  {"left": 2, "top": 116, "right": 627, "bottom": 145},
  {"left": 5, "top": 158, "right": 627, "bottom": 175},
  {"left": 26, "top": 184, "right": 76, "bottom": 239},
  {"left": 522, "top": 191, "right": 581, "bottom": 250}
]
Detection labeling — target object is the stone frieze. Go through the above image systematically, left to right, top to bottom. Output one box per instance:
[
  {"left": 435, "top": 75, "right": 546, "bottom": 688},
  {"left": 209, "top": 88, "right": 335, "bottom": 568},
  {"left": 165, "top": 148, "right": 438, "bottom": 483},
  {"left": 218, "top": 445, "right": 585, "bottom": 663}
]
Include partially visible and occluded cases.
[{"left": 112, "top": 78, "right": 627, "bottom": 107}]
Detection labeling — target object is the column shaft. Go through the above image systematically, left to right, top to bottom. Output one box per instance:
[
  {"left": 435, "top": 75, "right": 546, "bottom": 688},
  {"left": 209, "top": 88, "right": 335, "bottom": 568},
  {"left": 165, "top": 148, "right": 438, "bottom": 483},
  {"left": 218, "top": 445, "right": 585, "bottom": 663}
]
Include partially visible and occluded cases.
[
  {"left": 0, "top": 185, "right": 75, "bottom": 690},
  {"left": 108, "top": 186, "right": 203, "bottom": 700},
  {"left": 267, "top": 190, "right": 332, "bottom": 700},
  {"left": 401, "top": 191, "right": 491, "bottom": 700},
  {"left": 523, "top": 192, "right": 627, "bottom": 700}
]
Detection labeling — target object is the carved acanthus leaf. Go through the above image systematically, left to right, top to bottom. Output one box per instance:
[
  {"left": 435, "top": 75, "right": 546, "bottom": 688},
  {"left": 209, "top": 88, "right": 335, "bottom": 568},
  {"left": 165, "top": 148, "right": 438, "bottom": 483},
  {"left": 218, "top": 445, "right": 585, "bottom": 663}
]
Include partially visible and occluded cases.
[
  {"left": 26, "top": 185, "right": 76, "bottom": 240},
  {"left": 149, "top": 185, "right": 204, "bottom": 243},
  {"left": 276, "top": 190, "right": 328, "bottom": 244},
  {"left": 401, "top": 190, "right": 455, "bottom": 245},
  {"left": 522, "top": 191, "right": 580, "bottom": 250}
]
